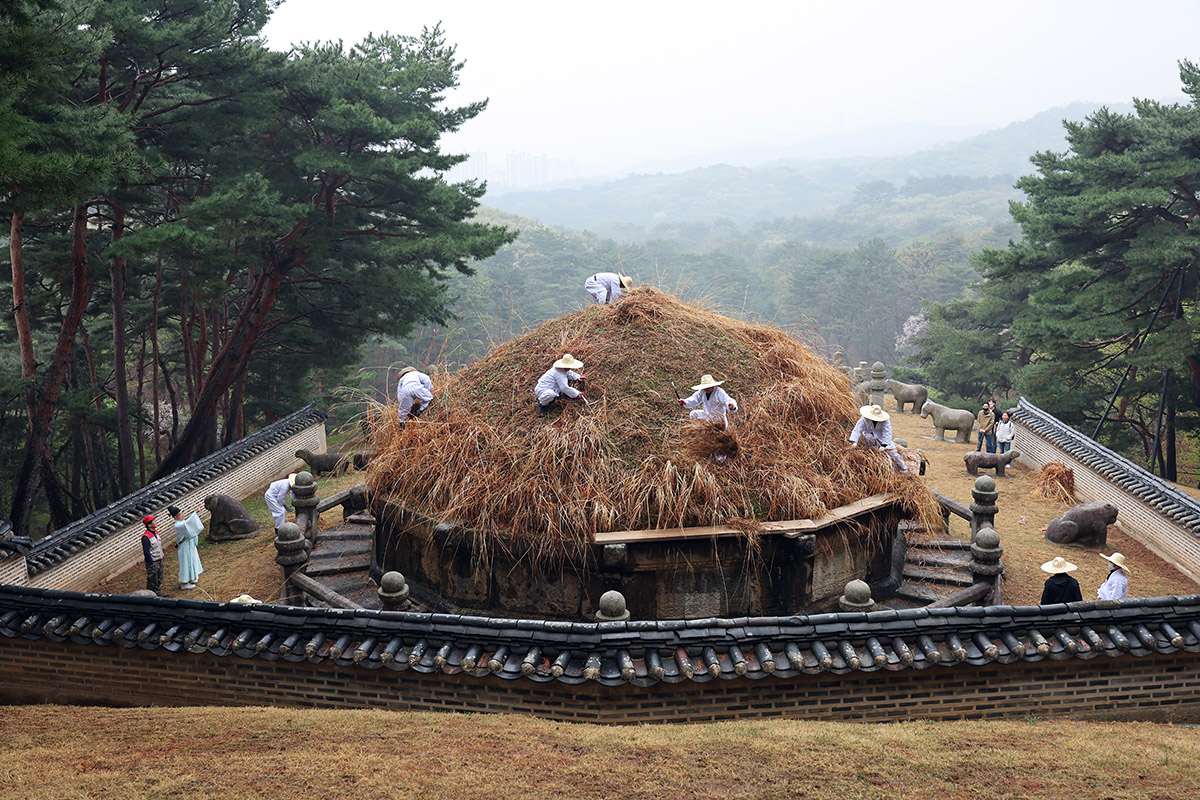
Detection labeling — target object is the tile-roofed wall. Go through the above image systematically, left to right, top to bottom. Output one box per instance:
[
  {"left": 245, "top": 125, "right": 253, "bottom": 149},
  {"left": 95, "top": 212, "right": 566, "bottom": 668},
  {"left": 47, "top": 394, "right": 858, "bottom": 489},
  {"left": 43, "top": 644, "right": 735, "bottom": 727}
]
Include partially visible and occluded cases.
[
  {"left": 1013, "top": 398, "right": 1200, "bottom": 584},
  {"left": 0, "top": 405, "right": 326, "bottom": 591},
  {"left": 2, "top": 583, "right": 1199, "bottom": 722}
]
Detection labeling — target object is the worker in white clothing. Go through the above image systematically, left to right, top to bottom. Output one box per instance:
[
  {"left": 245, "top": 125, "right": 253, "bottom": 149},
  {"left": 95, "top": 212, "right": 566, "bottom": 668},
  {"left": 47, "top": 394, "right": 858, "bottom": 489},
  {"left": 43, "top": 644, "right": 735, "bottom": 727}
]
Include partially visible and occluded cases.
[
  {"left": 584, "top": 272, "right": 633, "bottom": 304},
  {"left": 535, "top": 354, "right": 586, "bottom": 415},
  {"left": 396, "top": 366, "right": 434, "bottom": 423},
  {"left": 679, "top": 374, "right": 738, "bottom": 427},
  {"left": 849, "top": 404, "right": 908, "bottom": 472},
  {"left": 264, "top": 474, "right": 296, "bottom": 530},
  {"left": 1097, "top": 552, "right": 1130, "bottom": 600}
]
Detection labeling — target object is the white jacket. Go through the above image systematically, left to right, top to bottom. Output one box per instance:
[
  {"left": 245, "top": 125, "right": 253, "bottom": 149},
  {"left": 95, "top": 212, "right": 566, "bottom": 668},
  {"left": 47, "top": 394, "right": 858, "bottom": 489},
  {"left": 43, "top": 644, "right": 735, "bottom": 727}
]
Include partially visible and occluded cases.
[
  {"left": 584, "top": 272, "right": 624, "bottom": 303},
  {"left": 535, "top": 368, "right": 582, "bottom": 405},
  {"left": 397, "top": 371, "right": 434, "bottom": 421},
  {"left": 682, "top": 386, "right": 737, "bottom": 424},
  {"left": 995, "top": 420, "right": 1015, "bottom": 443}
]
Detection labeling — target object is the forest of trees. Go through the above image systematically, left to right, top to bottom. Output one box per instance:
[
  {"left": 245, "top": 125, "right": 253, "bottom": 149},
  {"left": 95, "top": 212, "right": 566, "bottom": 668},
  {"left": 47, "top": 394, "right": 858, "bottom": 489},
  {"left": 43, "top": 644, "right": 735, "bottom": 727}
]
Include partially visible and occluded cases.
[{"left": 0, "top": 0, "right": 510, "bottom": 536}]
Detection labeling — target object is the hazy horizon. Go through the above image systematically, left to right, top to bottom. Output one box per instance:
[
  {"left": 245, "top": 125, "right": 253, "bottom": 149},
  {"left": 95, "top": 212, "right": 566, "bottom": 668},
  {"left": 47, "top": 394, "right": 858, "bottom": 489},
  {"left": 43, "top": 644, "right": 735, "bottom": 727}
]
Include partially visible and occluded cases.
[{"left": 263, "top": 1, "right": 1200, "bottom": 180}]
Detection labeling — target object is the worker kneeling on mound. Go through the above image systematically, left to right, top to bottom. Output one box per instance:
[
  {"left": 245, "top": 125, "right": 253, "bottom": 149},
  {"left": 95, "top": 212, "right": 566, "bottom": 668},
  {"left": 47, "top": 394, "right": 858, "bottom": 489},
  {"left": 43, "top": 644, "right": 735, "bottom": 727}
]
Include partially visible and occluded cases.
[
  {"left": 535, "top": 353, "right": 587, "bottom": 415},
  {"left": 679, "top": 374, "right": 738, "bottom": 428},
  {"left": 849, "top": 404, "right": 908, "bottom": 472}
]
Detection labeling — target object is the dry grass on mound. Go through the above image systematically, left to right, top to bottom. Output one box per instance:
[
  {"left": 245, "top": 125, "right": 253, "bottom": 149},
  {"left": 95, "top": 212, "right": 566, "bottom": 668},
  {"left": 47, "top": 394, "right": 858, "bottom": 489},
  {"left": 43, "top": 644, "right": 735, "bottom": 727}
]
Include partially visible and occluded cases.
[{"left": 366, "top": 287, "right": 938, "bottom": 561}]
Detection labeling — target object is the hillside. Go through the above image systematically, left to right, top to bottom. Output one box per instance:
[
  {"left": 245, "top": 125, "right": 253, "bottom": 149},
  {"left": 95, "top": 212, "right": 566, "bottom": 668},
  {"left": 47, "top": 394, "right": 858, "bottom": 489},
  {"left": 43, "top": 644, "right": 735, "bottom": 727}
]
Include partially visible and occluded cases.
[{"left": 490, "top": 102, "right": 1130, "bottom": 236}]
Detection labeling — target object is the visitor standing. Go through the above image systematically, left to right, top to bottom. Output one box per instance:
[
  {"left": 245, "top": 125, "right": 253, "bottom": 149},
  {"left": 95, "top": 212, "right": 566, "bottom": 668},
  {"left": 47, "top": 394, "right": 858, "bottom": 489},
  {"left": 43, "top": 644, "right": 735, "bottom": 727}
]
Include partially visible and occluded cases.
[
  {"left": 584, "top": 272, "right": 633, "bottom": 304},
  {"left": 535, "top": 354, "right": 586, "bottom": 415},
  {"left": 396, "top": 366, "right": 434, "bottom": 423},
  {"left": 679, "top": 374, "right": 738, "bottom": 428},
  {"left": 976, "top": 403, "right": 996, "bottom": 453},
  {"left": 848, "top": 404, "right": 908, "bottom": 472},
  {"left": 995, "top": 411, "right": 1015, "bottom": 454},
  {"left": 264, "top": 474, "right": 296, "bottom": 530},
  {"left": 169, "top": 505, "right": 204, "bottom": 591},
  {"left": 141, "top": 515, "right": 165, "bottom": 596},
  {"left": 1097, "top": 552, "right": 1130, "bottom": 600},
  {"left": 1039, "top": 556, "right": 1082, "bottom": 604}
]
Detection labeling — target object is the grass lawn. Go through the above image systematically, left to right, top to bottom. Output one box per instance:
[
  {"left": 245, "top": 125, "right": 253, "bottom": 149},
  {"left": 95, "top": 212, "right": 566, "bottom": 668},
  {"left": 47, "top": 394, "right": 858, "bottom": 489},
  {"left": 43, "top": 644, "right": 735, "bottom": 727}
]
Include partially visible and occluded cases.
[
  {"left": 887, "top": 401, "right": 1200, "bottom": 605},
  {"left": 0, "top": 705, "right": 1197, "bottom": 799}
]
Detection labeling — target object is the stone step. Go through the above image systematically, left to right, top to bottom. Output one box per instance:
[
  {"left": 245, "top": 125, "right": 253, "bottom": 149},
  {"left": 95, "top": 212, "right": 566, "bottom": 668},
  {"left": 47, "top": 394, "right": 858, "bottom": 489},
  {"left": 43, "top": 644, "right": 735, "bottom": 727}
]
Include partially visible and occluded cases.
[
  {"left": 345, "top": 512, "right": 376, "bottom": 525},
  {"left": 316, "top": 529, "right": 372, "bottom": 542},
  {"left": 309, "top": 540, "right": 371, "bottom": 559},
  {"left": 907, "top": 549, "right": 972, "bottom": 570},
  {"left": 306, "top": 554, "right": 371, "bottom": 577},
  {"left": 902, "top": 565, "right": 975, "bottom": 586},
  {"left": 895, "top": 580, "right": 953, "bottom": 604}
]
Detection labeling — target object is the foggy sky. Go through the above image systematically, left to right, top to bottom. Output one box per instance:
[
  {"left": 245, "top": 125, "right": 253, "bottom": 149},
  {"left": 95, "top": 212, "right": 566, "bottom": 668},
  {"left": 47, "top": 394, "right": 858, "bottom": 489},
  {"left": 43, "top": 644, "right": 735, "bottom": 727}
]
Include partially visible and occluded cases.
[{"left": 262, "top": 0, "right": 1199, "bottom": 176}]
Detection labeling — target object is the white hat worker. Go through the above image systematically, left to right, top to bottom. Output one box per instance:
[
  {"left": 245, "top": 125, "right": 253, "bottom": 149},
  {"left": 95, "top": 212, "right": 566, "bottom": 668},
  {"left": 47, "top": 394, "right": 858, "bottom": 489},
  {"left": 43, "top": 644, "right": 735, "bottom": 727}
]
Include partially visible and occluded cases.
[
  {"left": 553, "top": 353, "right": 584, "bottom": 370},
  {"left": 692, "top": 374, "right": 725, "bottom": 391},
  {"left": 860, "top": 404, "right": 889, "bottom": 422},
  {"left": 1100, "top": 552, "right": 1130, "bottom": 574},
  {"left": 1040, "top": 556, "right": 1078, "bottom": 574}
]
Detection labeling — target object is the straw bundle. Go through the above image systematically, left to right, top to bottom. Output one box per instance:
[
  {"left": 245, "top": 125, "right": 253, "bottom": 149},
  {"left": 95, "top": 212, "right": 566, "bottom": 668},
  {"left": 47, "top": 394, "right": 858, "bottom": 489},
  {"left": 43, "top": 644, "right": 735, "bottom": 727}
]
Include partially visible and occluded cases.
[
  {"left": 367, "top": 287, "right": 938, "bottom": 563},
  {"left": 1031, "top": 462, "right": 1076, "bottom": 503}
]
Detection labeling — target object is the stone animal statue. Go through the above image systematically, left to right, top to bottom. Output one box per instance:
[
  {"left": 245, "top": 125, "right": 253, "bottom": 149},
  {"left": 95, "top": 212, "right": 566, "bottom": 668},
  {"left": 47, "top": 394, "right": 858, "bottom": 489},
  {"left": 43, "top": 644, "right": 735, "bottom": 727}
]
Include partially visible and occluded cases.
[
  {"left": 885, "top": 379, "right": 929, "bottom": 414},
  {"left": 854, "top": 380, "right": 870, "bottom": 406},
  {"left": 919, "top": 400, "right": 975, "bottom": 443},
  {"left": 295, "top": 448, "right": 352, "bottom": 477},
  {"left": 963, "top": 449, "right": 1021, "bottom": 477},
  {"left": 352, "top": 450, "right": 376, "bottom": 470},
  {"left": 204, "top": 494, "right": 260, "bottom": 542},
  {"left": 1044, "top": 501, "right": 1119, "bottom": 549}
]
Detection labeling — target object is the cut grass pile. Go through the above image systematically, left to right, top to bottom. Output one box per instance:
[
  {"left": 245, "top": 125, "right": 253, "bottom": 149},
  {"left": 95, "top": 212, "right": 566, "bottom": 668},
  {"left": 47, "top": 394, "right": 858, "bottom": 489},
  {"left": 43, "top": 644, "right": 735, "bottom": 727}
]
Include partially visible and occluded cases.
[
  {"left": 367, "top": 287, "right": 938, "bottom": 562},
  {"left": 1032, "top": 461, "right": 1077, "bottom": 502},
  {"left": 0, "top": 705, "right": 1197, "bottom": 800}
]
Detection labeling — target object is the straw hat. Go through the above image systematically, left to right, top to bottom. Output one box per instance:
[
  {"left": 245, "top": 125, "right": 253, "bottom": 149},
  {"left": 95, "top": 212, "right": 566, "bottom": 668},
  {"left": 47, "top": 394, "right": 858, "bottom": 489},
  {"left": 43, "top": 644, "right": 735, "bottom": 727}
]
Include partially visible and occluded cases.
[
  {"left": 619, "top": 274, "right": 633, "bottom": 289},
  {"left": 553, "top": 353, "right": 584, "bottom": 370},
  {"left": 397, "top": 366, "right": 416, "bottom": 379},
  {"left": 691, "top": 374, "right": 725, "bottom": 391},
  {"left": 860, "top": 404, "right": 889, "bottom": 422},
  {"left": 287, "top": 472, "right": 298, "bottom": 487},
  {"left": 1101, "top": 552, "right": 1130, "bottom": 574},
  {"left": 1040, "top": 556, "right": 1078, "bottom": 574}
]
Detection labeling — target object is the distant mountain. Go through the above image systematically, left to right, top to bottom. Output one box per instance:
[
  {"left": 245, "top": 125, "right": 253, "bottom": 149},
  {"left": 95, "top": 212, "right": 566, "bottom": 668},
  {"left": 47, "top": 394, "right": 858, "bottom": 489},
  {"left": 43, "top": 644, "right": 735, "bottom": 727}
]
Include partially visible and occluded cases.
[{"left": 488, "top": 102, "right": 1133, "bottom": 237}]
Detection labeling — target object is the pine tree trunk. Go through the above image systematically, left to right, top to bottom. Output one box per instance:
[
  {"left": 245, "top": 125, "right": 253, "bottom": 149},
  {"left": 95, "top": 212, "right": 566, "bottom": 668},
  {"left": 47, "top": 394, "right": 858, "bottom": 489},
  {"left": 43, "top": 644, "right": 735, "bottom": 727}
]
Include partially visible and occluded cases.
[
  {"left": 9, "top": 205, "right": 92, "bottom": 536},
  {"left": 109, "top": 207, "right": 136, "bottom": 495},
  {"left": 152, "top": 262, "right": 286, "bottom": 478}
]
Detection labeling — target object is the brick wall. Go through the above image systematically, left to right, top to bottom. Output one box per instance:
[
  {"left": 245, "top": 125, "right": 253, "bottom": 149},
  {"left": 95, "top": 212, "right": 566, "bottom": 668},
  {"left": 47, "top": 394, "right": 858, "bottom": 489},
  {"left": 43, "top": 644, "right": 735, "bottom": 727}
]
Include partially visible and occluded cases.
[
  {"left": 0, "top": 421, "right": 324, "bottom": 592},
  {"left": 1014, "top": 425, "right": 1200, "bottom": 584},
  {"left": 0, "top": 636, "right": 1196, "bottom": 723}
]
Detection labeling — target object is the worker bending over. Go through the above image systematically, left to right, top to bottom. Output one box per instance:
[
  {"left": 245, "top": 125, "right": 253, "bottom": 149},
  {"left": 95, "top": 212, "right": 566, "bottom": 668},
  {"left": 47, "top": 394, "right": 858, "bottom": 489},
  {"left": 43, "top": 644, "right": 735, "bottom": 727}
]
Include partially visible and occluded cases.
[
  {"left": 584, "top": 272, "right": 633, "bottom": 304},
  {"left": 535, "top": 354, "right": 587, "bottom": 415},
  {"left": 396, "top": 366, "right": 434, "bottom": 423},
  {"left": 679, "top": 374, "right": 738, "bottom": 427},
  {"left": 849, "top": 404, "right": 908, "bottom": 472}
]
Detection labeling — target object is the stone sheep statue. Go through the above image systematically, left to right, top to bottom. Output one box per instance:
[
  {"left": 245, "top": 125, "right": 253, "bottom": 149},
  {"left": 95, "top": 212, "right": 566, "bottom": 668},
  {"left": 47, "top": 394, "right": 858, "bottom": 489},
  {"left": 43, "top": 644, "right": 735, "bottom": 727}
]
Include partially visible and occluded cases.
[
  {"left": 885, "top": 379, "right": 928, "bottom": 414},
  {"left": 919, "top": 400, "right": 975, "bottom": 443},
  {"left": 295, "top": 448, "right": 352, "bottom": 477},
  {"left": 963, "top": 449, "right": 1021, "bottom": 477},
  {"left": 204, "top": 494, "right": 260, "bottom": 542},
  {"left": 1044, "top": 501, "right": 1119, "bottom": 549}
]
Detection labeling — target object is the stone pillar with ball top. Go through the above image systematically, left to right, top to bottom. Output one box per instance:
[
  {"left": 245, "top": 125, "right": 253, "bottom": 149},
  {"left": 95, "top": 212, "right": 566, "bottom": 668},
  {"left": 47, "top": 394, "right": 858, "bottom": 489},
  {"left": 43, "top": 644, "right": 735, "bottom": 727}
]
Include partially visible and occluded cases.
[
  {"left": 869, "top": 362, "right": 887, "bottom": 407},
  {"left": 292, "top": 471, "right": 319, "bottom": 545},
  {"left": 970, "top": 475, "right": 998, "bottom": 540},
  {"left": 274, "top": 522, "right": 308, "bottom": 606},
  {"left": 377, "top": 571, "right": 411, "bottom": 611},
  {"left": 839, "top": 579, "right": 875, "bottom": 612},
  {"left": 595, "top": 590, "right": 630, "bottom": 622}
]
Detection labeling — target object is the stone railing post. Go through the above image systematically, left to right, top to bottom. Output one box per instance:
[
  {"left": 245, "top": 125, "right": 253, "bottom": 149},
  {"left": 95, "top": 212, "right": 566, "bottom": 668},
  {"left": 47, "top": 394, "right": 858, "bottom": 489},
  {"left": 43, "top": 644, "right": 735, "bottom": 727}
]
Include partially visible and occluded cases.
[
  {"left": 855, "top": 361, "right": 869, "bottom": 383},
  {"left": 869, "top": 361, "right": 887, "bottom": 407},
  {"left": 292, "top": 471, "right": 319, "bottom": 546},
  {"left": 970, "top": 475, "right": 998, "bottom": 539},
  {"left": 274, "top": 522, "right": 308, "bottom": 606},
  {"left": 970, "top": 527, "right": 1004, "bottom": 584},
  {"left": 377, "top": 571, "right": 411, "bottom": 611},
  {"left": 839, "top": 579, "right": 875, "bottom": 612},
  {"left": 595, "top": 590, "right": 630, "bottom": 622}
]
